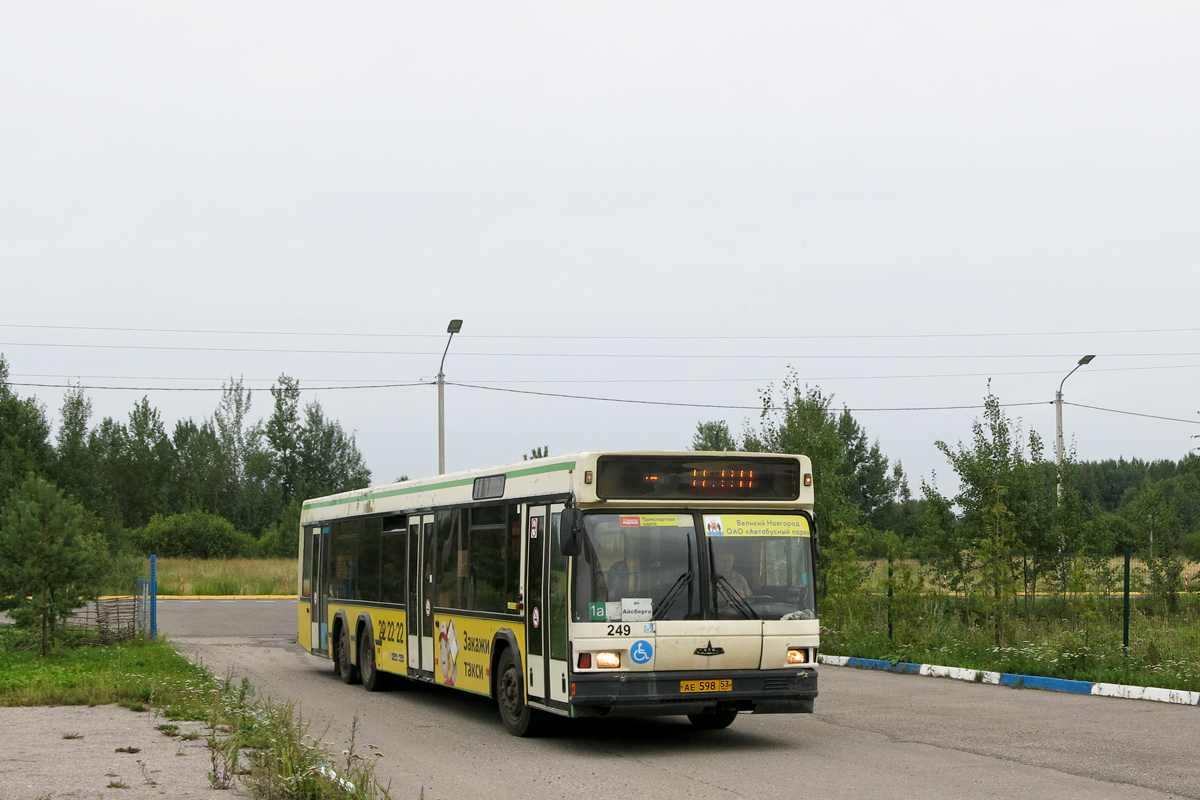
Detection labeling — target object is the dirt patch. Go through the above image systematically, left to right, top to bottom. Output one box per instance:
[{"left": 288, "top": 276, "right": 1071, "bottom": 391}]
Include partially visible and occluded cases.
[{"left": 0, "top": 705, "right": 222, "bottom": 800}]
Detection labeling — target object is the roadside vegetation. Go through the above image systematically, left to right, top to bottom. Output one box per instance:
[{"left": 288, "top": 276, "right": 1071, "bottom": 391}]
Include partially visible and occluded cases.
[
  {"left": 696, "top": 370, "right": 1200, "bottom": 691},
  {"left": 0, "top": 629, "right": 394, "bottom": 798}
]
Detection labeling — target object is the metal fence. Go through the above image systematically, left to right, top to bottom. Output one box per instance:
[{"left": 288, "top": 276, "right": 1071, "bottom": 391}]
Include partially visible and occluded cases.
[{"left": 820, "top": 557, "right": 1200, "bottom": 691}]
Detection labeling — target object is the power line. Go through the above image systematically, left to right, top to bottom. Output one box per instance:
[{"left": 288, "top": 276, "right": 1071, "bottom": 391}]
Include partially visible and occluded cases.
[
  {"left": 4, "top": 322, "right": 1200, "bottom": 340},
  {"left": 7, "top": 341, "right": 1200, "bottom": 360},
  {"left": 12, "top": 362, "right": 1200, "bottom": 386},
  {"left": 8, "top": 377, "right": 1193, "bottom": 423},
  {"left": 4, "top": 381, "right": 431, "bottom": 393},
  {"left": 447, "top": 381, "right": 1050, "bottom": 413},
  {"left": 1064, "top": 401, "right": 1200, "bottom": 426}
]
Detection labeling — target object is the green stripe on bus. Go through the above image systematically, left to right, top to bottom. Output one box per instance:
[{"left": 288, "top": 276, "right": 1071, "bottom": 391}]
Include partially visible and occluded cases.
[
  {"left": 302, "top": 460, "right": 576, "bottom": 510},
  {"left": 505, "top": 460, "right": 575, "bottom": 479},
  {"left": 303, "top": 477, "right": 474, "bottom": 510}
]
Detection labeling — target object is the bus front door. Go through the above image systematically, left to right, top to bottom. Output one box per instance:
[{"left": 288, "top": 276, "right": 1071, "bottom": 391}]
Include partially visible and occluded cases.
[
  {"left": 525, "top": 503, "right": 569, "bottom": 708},
  {"left": 407, "top": 514, "right": 436, "bottom": 678},
  {"left": 312, "top": 525, "right": 329, "bottom": 656}
]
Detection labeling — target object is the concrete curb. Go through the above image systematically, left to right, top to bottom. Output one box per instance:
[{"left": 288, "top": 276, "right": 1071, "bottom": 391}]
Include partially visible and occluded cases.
[
  {"left": 100, "top": 594, "right": 297, "bottom": 600},
  {"left": 818, "top": 654, "right": 1200, "bottom": 707}
]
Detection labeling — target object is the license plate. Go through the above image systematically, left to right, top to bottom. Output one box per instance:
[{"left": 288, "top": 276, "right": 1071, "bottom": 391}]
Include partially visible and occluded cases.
[{"left": 679, "top": 679, "right": 732, "bottom": 693}]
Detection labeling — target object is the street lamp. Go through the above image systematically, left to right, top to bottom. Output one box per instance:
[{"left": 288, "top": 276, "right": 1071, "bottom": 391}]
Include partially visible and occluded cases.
[
  {"left": 438, "top": 319, "right": 463, "bottom": 475},
  {"left": 1055, "top": 354, "right": 1095, "bottom": 496}
]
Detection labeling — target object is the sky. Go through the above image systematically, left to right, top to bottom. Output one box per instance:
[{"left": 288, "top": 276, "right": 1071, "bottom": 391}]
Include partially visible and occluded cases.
[{"left": 2, "top": 2, "right": 1199, "bottom": 496}]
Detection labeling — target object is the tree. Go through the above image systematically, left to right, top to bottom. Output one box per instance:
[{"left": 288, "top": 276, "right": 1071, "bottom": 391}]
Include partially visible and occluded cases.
[
  {"left": 0, "top": 355, "right": 54, "bottom": 504},
  {"left": 264, "top": 375, "right": 302, "bottom": 504},
  {"left": 749, "top": 376, "right": 863, "bottom": 536},
  {"left": 50, "top": 385, "right": 101, "bottom": 512},
  {"left": 923, "top": 390, "right": 1059, "bottom": 596},
  {"left": 296, "top": 399, "right": 371, "bottom": 499},
  {"left": 836, "top": 409, "right": 906, "bottom": 527},
  {"left": 171, "top": 418, "right": 225, "bottom": 514},
  {"left": 691, "top": 421, "right": 738, "bottom": 452},
  {"left": 523, "top": 446, "right": 549, "bottom": 460},
  {"left": 0, "top": 476, "right": 107, "bottom": 655}
]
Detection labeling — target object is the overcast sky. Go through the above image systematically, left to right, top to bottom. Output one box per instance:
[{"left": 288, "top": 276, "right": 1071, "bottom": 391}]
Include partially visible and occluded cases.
[{"left": 3, "top": 3, "right": 1198, "bottom": 495}]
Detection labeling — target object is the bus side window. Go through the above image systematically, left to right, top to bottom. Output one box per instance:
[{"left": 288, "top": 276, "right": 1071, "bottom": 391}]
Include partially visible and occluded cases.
[{"left": 380, "top": 515, "right": 407, "bottom": 604}]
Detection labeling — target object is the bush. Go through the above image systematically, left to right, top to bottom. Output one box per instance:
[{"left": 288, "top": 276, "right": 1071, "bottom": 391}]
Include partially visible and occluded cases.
[
  {"left": 256, "top": 500, "right": 302, "bottom": 559},
  {"left": 129, "top": 511, "right": 255, "bottom": 558},
  {"left": 1181, "top": 531, "right": 1200, "bottom": 560}
]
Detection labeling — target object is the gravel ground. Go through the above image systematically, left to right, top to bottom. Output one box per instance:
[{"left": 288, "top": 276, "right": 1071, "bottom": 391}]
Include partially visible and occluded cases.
[{"left": 0, "top": 705, "right": 224, "bottom": 800}]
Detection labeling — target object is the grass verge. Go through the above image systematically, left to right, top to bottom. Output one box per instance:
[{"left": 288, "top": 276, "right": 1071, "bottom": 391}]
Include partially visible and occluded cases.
[
  {"left": 822, "top": 593, "right": 1200, "bottom": 691},
  {"left": 0, "top": 629, "right": 393, "bottom": 798}
]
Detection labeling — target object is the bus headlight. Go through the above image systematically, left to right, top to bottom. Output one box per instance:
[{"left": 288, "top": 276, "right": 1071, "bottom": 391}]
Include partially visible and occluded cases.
[
  {"left": 787, "top": 648, "right": 808, "bottom": 665},
  {"left": 596, "top": 651, "right": 621, "bottom": 669}
]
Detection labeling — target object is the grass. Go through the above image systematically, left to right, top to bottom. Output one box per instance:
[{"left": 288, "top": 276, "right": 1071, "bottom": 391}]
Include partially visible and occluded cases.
[
  {"left": 137, "top": 557, "right": 296, "bottom": 596},
  {"left": 822, "top": 592, "right": 1200, "bottom": 691},
  {"left": 0, "top": 627, "right": 393, "bottom": 798},
  {"left": 0, "top": 628, "right": 214, "bottom": 718}
]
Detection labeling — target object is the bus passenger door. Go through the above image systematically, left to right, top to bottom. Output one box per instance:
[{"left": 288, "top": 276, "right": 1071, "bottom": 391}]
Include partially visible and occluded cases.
[
  {"left": 525, "top": 503, "right": 570, "bottom": 706},
  {"left": 546, "top": 503, "right": 569, "bottom": 705},
  {"left": 524, "top": 505, "right": 547, "bottom": 702},
  {"left": 407, "top": 514, "right": 436, "bottom": 678},
  {"left": 312, "top": 525, "right": 329, "bottom": 655}
]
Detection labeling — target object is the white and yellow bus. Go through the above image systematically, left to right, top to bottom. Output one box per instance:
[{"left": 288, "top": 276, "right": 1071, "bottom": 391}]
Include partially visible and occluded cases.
[{"left": 298, "top": 451, "right": 819, "bottom": 735}]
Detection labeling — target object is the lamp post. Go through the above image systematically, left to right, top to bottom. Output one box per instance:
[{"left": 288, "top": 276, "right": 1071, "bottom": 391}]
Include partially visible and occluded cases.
[
  {"left": 438, "top": 319, "right": 463, "bottom": 475},
  {"left": 1055, "top": 354, "right": 1095, "bottom": 497}
]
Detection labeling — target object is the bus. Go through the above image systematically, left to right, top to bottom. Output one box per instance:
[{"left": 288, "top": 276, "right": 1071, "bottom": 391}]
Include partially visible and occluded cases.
[{"left": 298, "top": 451, "right": 819, "bottom": 736}]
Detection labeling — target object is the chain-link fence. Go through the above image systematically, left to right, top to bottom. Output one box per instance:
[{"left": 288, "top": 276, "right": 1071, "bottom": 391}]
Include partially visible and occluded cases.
[{"left": 821, "top": 556, "right": 1200, "bottom": 692}]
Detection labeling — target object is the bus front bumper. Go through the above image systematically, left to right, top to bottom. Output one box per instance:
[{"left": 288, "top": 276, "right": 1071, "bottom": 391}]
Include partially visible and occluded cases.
[{"left": 567, "top": 667, "right": 818, "bottom": 718}]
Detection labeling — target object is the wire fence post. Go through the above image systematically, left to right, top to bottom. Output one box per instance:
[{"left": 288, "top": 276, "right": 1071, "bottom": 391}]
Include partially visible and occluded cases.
[
  {"left": 1122, "top": 548, "right": 1131, "bottom": 655},
  {"left": 886, "top": 549, "right": 894, "bottom": 642},
  {"left": 150, "top": 554, "right": 157, "bottom": 640}
]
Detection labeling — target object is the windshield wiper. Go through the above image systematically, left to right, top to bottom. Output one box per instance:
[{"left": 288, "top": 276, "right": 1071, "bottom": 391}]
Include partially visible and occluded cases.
[
  {"left": 654, "top": 571, "right": 693, "bottom": 620},
  {"left": 714, "top": 574, "right": 759, "bottom": 619}
]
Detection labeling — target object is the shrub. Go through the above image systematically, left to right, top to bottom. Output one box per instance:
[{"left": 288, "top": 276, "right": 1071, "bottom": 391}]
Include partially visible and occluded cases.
[
  {"left": 129, "top": 511, "right": 254, "bottom": 558},
  {"left": 1181, "top": 531, "right": 1200, "bottom": 560}
]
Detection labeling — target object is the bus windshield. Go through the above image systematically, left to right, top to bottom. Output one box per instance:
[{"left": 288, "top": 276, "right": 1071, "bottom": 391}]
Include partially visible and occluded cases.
[
  {"left": 572, "top": 513, "right": 699, "bottom": 622},
  {"left": 705, "top": 513, "right": 815, "bottom": 621}
]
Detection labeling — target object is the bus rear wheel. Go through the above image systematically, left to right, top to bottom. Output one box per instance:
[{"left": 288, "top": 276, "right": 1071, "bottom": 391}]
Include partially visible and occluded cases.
[
  {"left": 337, "top": 625, "right": 360, "bottom": 685},
  {"left": 359, "top": 627, "right": 387, "bottom": 692},
  {"left": 496, "top": 649, "right": 546, "bottom": 737},
  {"left": 688, "top": 710, "right": 737, "bottom": 730}
]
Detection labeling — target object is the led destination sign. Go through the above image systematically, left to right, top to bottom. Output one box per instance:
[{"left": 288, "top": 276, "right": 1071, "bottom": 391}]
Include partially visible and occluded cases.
[{"left": 595, "top": 457, "right": 801, "bottom": 500}]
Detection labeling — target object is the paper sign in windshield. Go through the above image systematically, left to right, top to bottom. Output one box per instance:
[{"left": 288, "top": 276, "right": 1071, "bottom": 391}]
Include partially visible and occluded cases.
[
  {"left": 703, "top": 514, "right": 810, "bottom": 537},
  {"left": 619, "top": 515, "right": 687, "bottom": 528},
  {"left": 621, "top": 597, "right": 654, "bottom": 621}
]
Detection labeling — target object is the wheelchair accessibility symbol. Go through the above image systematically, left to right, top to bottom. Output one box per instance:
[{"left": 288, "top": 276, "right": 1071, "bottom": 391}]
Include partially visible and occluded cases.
[{"left": 630, "top": 639, "right": 654, "bottom": 664}]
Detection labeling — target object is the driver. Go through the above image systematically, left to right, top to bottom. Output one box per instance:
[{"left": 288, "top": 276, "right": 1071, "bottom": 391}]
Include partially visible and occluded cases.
[{"left": 714, "top": 551, "right": 751, "bottom": 598}]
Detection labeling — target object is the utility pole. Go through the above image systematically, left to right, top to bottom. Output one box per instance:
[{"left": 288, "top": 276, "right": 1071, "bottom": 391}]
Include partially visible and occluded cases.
[{"left": 438, "top": 319, "right": 463, "bottom": 475}]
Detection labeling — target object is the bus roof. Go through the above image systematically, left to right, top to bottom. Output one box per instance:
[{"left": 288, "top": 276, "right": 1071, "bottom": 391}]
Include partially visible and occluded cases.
[{"left": 300, "top": 451, "right": 813, "bottom": 524}]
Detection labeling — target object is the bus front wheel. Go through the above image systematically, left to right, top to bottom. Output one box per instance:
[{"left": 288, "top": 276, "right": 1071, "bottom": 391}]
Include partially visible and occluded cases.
[
  {"left": 337, "top": 625, "right": 360, "bottom": 685},
  {"left": 496, "top": 649, "right": 546, "bottom": 737},
  {"left": 688, "top": 710, "right": 737, "bottom": 730}
]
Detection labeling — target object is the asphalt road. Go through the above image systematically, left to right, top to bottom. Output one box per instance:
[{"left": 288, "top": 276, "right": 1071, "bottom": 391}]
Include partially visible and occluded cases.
[{"left": 160, "top": 599, "right": 1200, "bottom": 800}]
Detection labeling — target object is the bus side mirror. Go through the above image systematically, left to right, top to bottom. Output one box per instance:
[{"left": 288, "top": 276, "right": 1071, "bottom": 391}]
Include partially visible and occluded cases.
[
  {"left": 560, "top": 508, "right": 583, "bottom": 557},
  {"left": 811, "top": 521, "right": 821, "bottom": 561}
]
